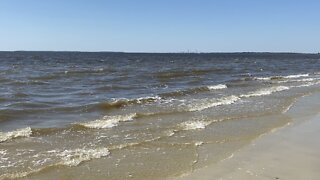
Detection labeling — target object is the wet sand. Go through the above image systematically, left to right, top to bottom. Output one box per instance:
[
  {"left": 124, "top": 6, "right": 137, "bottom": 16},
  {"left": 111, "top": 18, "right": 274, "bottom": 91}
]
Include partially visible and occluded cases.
[{"left": 177, "top": 92, "right": 320, "bottom": 180}]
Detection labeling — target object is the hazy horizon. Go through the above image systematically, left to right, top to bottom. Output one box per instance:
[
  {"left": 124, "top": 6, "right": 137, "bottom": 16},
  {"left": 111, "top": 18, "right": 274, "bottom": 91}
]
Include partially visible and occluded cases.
[{"left": 1, "top": 51, "right": 319, "bottom": 54}]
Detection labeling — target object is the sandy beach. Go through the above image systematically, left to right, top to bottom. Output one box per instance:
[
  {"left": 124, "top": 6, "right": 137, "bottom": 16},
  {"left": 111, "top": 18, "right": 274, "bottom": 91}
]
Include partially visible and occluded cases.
[
  {"left": 1, "top": 52, "right": 319, "bottom": 180},
  {"left": 177, "top": 91, "right": 320, "bottom": 180}
]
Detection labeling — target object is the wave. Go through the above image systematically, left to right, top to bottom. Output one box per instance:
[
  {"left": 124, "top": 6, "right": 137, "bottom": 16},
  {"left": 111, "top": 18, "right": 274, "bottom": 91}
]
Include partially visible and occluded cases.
[
  {"left": 30, "top": 68, "right": 114, "bottom": 81},
  {"left": 153, "top": 68, "right": 231, "bottom": 80},
  {"left": 255, "top": 73, "right": 309, "bottom": 81},
  {"left": 283, "top": 73, "right": 309, "bottom": 79},
  {"left": 254, "top": 77, "right": 272, "bottom": 80},
  {"left": 276, "top": 78, "right": 317, "bottom": 84},
  {"left": 293, "top": 78, "right": 316, "bottom": 82},
  {"left": 292, "top": 81, "right": 320, "bottom": 88},
  {"left": 1, "top": 83, "right": 313, "bottom": 144},
  {"left": 97, "top": 84, "right": 227, "bottom": 108},
  {"left": 159, "top": 84, "right": 227, "bottom": 98},
  {"left": 207, "top": 84, "right": 227, "bottom": 90},
  {"left": 95, "top": 85, "right": 134, "bottom": 91},
  {"left": 187, "top": 85, "right": 292, "bottom": 111},
  {"left": 240, "top": 86, "right": 289, "bottom": 98},
  {"left": 188, "top": 95, "right": 240, "bottom": 111},
  {"left": 97, "top": 96, "right": 161, "bottom": 110},
  {"left": 77, "top": 113, "right": 137, "bottom": 129},
  {"left": 178, "top": 120, "right": 214, "bottom": 130},
  {"left": 0, "top": 127, "right": 32, "bottom": 143},
  {"left": 0, "top": 147, "right": 110, "bottom": 179},
  {"left": 56, "top": 147, "right": 110, "bottom": 166}
]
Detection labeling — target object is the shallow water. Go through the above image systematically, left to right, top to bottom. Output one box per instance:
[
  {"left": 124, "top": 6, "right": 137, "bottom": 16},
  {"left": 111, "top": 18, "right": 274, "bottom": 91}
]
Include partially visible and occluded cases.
[{"left": 0, "top": 52, "right": 320, "bottom": 179}]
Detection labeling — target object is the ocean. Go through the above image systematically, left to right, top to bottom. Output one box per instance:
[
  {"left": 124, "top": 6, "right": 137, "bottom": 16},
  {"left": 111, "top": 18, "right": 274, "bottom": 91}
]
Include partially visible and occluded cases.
[{"left": 0, "top": 52, "right": 320, "bottom": 179}]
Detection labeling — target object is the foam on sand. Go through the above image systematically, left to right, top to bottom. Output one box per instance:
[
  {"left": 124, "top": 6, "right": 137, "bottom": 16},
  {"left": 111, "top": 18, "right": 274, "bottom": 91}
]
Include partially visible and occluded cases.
[
  {"left": 79, "top": 113, "right": 137, "bottom": 129},
  {"left": 0, "top": 127, "right": 32, "bottom": 143}
]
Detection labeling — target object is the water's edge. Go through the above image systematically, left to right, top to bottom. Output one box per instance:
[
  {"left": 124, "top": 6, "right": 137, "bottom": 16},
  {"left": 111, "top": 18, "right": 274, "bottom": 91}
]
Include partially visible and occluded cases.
[{"left": 175, "top": 90, "right": 320, "bottom": 180}]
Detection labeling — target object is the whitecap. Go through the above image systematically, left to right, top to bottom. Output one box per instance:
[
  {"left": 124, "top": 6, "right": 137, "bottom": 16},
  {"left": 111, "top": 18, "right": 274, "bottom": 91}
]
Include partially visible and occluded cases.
[
  {"left": 254, "top": 73, "right": 309, "bottom": 81},
  {"left": 283, "top": 73, "right": 309, "bottom": 79},
  {"left": 255, "top": 77, "right": 271, "bottom": 80},
  {"left": 292, "top": 78, "right": 315, "bottom": 82},
  {"left": 292, "top": 81, "right": 320, "bottom": 88},
  {"left": 207, "top": 84, "right": 227, "bottom": 90},
  {"left": 240, "top": 86, "right": 289, "bottom": 98},
  {"left": 188, "top": 95, "right": 240, "bottom": 111},
  {"left": 135, "top": 96, "right": 162, "bottom": 103},
  {"left": 79, "top": 113, "right": 137, "bottom": 129},
  {"left": 179, "top": 121, "right": 212, "bottom": 130},
  {"left": 0, "top": 127, "right": 32, "bottom": 143},
  {"left": 165, "top": 130, "right": 175, "bottom": 137},
  {"left": 195, "top": 141, "right": 204, "bottom": 146},
  {"left": 57, "top": 147, "right": 110, "bottom": 166}
]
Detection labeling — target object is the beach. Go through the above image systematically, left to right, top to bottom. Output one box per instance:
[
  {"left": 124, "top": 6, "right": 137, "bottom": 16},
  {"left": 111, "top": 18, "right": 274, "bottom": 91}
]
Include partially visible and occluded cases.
[
  {"left": 1, "top": 0, "right": 320, "bottom": 179},
  {"left": 0, "top": 52, "right": 320, "bottom": 179},
  {"left": 177, "top": 91, "right": 320, "bottom": 180}
]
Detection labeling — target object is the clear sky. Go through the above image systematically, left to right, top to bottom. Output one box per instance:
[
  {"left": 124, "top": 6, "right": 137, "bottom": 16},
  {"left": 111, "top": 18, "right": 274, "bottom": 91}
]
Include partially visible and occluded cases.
[{"left": 0, "top": 0, "right": 319, "bottom": 52}]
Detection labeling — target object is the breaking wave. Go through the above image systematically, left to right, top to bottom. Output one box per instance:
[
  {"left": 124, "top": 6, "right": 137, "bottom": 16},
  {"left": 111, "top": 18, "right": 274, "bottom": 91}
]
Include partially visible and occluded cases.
[
  {"left": 255, "top": 73, "right": 309, "bottom": 81},
  {"left": 283, "top": 73, "right": 309, "bottom": 79},
  {"left": 159, "top": 84, "right": 227, "bottom": 98},
  {"left": 207, "top": 84, "right": 227, "bottom": 90},
  {"left": 240, "top": 86, "right": 290, "bottom": 98},
  {"left": 188, "top": 95, "right": 240, "bottom": 111},
  {"left": 97, "top": 96, "right": 162, "bottom": 110},
  {"left": 78, "top": 113, "right": 137, "bottom": 129},
  {"left": 178, "top": 119, "right": 223, "bottom": 131},
  {"left": 178, "top": 120, "right": 213, "bottom": 130},
  {"left": 0, "top": 127, "right": 32, "bottom": 143},
  {"left": 0, "top": 147, "right": 110, "bottom": 179},
  {"left": 57, "top": 147, "right": 110, "bottom": 166}
]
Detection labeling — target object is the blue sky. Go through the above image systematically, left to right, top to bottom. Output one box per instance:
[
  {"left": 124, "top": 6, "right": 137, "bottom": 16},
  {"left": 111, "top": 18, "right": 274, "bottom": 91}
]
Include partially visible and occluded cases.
[{"left": 0, "top": 0, "right": 319, "bottom": 52}]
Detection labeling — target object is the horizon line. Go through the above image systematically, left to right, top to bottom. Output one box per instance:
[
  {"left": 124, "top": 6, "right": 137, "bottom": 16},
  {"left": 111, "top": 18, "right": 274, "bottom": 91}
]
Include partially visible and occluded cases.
[{"left": 0, "top": 50, "right": 319, "bottom": 55}]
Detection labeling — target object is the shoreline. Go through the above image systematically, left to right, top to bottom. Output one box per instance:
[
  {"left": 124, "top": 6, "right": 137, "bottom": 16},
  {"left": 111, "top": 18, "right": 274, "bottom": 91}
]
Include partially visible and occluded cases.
[{"left": 175, "top": 91, "right": 320, "bottom": 180}]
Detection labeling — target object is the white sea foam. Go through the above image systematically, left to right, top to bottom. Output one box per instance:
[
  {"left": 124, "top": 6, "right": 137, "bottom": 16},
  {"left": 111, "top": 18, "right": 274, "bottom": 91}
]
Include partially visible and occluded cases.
[
  {"left": 283, "top": 73, "right": 309, "bottom": 79},
  {"left": 255, "top": 74, "right": 309, "bottom": 81},
  {"left": 255, "top": 77, "right": 272, "bottom": 80},
  {"left": 292, "top": 78, "right": 316, "bottom": 82},
  {"left": 293, "top": 81, "right": 320, "bottom": 88},
  {"left": 207, "top": 84, "right": 227, "bottom": 90},
  {"left": 240, "top": 86, "right": 289, "bottom": 98},
  {"left": 109, "top": 95, "right": 162, "bottom": 106},
  {"left": 188, "top": 95, "right": 240, "bottom": 111},
  {"left": 136, "top": 96, "right": 162, "bottom": 103},
  {"left": 79, "top": 113, "right": 136, "bottom": 129},
  {"left": 179, "top": 121, "right": 212, "bottom": 130},
  {"left": 0, "top": 127, "right": 32, "bottom": 143},
  {"left": 165, "top": 130, "right": 175, "bottom": 137},
  {"left": 194, "top": 141, "right": 204, "bottom": 146},
  {"left": 0, "top": 147, "right": 109, "bottom": 179},
  {"left": 57, "top": 147, "right": 110, "bottom": 166},
  {"left": 0, "top": 149, "right": 7, "bottom": 158},
  {"left": 0, "top": 170, "right": 40, "bottom": 180}
]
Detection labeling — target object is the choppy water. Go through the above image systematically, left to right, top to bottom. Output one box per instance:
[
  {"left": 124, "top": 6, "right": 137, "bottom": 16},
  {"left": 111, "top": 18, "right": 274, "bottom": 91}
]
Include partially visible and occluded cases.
[{"left": 0, "top": 52, "right": 320, "bottom": 179}]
